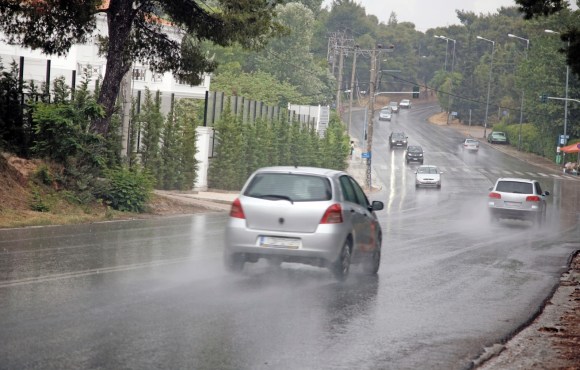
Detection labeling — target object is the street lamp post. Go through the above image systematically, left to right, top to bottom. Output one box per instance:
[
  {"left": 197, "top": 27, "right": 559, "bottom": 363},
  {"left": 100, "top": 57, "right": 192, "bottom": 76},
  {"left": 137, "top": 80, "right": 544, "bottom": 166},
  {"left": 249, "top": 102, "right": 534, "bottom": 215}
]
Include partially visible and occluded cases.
[
  {"left": 545, "top": 29, "right": 570, "bottom": 163},
  {"left": 508, "top": 33, "right": 530, "bottom": 151},
  {"left": 434, "top": 35, "right": 449, "bottom": 71},
  {"left": 438, "top": 36, "right": 457, "bottom": 124},
  {"left": 477, "top": 36, "right": 495, "bottom": 139}
]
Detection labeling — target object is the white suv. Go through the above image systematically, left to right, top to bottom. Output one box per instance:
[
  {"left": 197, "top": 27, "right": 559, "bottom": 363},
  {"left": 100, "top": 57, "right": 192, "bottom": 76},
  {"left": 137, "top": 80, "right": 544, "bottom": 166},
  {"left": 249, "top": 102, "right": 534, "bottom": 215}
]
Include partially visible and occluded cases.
[{"left": 488, "top": 178, "right": 550, "bottom": 225}]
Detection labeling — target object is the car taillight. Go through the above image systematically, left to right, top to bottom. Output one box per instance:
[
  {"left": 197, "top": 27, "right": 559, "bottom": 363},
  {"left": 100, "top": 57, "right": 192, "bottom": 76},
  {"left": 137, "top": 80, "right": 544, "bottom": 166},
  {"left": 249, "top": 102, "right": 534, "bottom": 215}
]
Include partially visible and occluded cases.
[
  {"left": 489, "top": 192, "right": 501, "bottom": 199},
  {"left": 526, "top": 195, "right": 540, "bottom": 202},
  {"left": 229, "top": 198, "right": 245, "bottom": 219},
  {"left": 320, "top": 204, "right": 343, "bottom": 224}
]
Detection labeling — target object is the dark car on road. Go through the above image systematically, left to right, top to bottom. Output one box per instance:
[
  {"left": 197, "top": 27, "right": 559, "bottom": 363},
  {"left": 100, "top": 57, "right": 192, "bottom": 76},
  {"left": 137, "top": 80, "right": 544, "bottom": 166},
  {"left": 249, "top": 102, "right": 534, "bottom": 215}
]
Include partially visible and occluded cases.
[
  {"left": 389, "top": 131, "right": 407, "bottom": 149},
  {"left": 405, "top": 145, "right": 424, "bottom": 164}
]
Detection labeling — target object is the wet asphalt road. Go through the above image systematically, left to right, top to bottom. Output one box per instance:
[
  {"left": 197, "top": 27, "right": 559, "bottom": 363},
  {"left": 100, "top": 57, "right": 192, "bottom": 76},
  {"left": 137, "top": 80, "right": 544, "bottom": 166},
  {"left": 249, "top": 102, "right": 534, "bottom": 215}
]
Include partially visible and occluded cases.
[{"left": 1, "top": 105, "right": 579, "bottom": 370}]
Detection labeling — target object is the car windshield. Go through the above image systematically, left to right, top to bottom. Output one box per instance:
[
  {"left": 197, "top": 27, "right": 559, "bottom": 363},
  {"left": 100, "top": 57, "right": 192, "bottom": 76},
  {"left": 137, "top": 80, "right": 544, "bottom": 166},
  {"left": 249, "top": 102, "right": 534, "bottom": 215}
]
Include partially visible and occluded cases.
[
  {"left": 390, "top": 102, "right": 398, "bottom": 106},
  {"left": 380, "top": 109, "right": 390, "bottom": 114},
  {"left": 392, "top": 133, "right": 405, "bottom": 139},
  {"left": 466, "top": 139, "right": 478, "bottom": 144},
  {"left": 408, "top": 146, "right": 422, "bottom": 152},
  {"left": 418, "top": 167, "right": 438, "bottom": 174},
  {"left": 244, "top": 173, "right": 332, "bottom": 201},
  {"left": 496, "top": 181, "right": 533, "bottom": 194}
]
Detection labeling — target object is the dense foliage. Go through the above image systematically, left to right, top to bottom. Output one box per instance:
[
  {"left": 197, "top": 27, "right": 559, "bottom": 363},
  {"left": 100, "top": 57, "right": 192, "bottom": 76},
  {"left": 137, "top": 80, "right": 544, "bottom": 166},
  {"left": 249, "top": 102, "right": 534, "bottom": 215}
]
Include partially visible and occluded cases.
[
  {"left": 0, "top": 0, "right": 286, "bottom": 136},
  {"left": 1, "top": 0, "right": 580, "bottom": 213},
  {"left": 208, "top": 106, "right": 349, "bottom": 190}
]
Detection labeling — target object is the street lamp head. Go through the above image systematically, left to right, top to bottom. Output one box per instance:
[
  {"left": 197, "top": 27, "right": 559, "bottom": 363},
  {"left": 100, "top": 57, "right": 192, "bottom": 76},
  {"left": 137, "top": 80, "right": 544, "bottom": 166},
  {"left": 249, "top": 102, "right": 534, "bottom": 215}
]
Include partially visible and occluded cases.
[
  {"left": 545, "top": 29, "right": 558, "bottom": 34},
  {"left": 508, "top": 33, "right": 515, "bottom": 38},
  {"left": 476, "top": 35, "right": 483, "bottom": 40}
]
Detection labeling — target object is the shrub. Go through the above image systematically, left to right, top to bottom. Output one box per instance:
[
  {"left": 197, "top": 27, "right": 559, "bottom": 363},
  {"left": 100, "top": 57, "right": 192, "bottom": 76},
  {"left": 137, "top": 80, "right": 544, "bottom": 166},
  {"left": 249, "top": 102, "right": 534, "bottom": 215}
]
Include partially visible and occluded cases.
[{"left": 98, "top": 167, "right": 155, "bottom": 213}]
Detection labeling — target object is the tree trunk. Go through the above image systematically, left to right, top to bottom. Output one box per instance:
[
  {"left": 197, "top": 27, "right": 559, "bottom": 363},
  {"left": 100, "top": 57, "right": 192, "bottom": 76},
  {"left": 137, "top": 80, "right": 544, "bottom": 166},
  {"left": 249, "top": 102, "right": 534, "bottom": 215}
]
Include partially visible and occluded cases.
[{"left": 92, "top": 0, "right": 135, "bottom": 137}]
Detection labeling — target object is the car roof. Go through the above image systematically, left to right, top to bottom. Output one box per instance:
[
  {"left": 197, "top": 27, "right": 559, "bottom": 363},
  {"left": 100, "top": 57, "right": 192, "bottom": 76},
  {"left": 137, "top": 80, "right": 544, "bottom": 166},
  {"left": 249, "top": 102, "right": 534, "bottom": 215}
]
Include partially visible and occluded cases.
[
  {"left": 391, "top": 131, "right": 405, "bottom": 135},
  {"left": 418, "top": 165, "right": 438, "bottom": 169},
  {"left": 253, "top": 166, "right": 345, "bottom": 177},
  {"left": 495, "top": 177, "right": 536, "bottom": 184}
]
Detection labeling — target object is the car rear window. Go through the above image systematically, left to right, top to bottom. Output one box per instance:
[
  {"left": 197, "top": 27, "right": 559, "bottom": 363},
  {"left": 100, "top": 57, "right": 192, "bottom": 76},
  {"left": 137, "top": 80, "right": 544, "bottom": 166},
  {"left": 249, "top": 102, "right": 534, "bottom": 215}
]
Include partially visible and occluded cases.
[
  {"left": 244, "top": 173, "right": 332, "bottom": 201},
  {"left": 496, "top": 181, "right": 533, "bottom": 194}
]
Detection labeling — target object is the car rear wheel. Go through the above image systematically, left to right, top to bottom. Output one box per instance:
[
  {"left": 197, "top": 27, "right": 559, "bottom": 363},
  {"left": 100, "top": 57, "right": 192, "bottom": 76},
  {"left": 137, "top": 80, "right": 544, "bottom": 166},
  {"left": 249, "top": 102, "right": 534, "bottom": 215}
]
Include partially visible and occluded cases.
[
  {"left": 536, "top": 209, "right": 546, "bottom": 226},
  {"left": 363, "top": 239, "right": 381, "bottom": 275},
  {"left": 332, "top": 241, "right": 351, "bottom": 281},
  {"left": 224, "top": 253, "right": 245, "bottom": 273}
]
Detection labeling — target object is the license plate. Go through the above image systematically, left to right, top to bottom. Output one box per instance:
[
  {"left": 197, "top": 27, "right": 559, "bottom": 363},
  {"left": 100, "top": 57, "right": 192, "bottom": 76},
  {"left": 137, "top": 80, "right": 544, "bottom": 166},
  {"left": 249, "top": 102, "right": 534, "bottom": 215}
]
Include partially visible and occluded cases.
[
  {"left": 504, "top": 201, "right": 521, "bottom": 207},
  {"left": 259, "top": 236, "right": 301, "bottom": 249}
]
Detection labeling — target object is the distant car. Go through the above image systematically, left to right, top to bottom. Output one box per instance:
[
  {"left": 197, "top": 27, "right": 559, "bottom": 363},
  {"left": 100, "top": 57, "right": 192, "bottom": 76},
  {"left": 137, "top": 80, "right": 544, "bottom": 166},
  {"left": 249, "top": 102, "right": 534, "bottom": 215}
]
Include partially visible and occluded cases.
[
  {"left": 399, "top": 99, "right": 411, "bottom": 109},
  {"left": 388, "top": 101, "right": 399, "bottom": 113},
  {"left": 378, "top": 108, "right": 392, "bottom": 121},
  {"left": 389, "top": 131, "right": 407, "bottom": 149},
  {"left": 487, "top": 131, "right": 508, "bottom": 144},
  {"left": 463, "top": 138, "right": 480, "bottom": 151},
  {"left": 405, "top": 145, "right": 424, "bottom": 164},
  {"left": 415, "top": 165, "right": 442, "bottom": 188},
  {"left": 224, "top": 166, "right": 385, "bottom": 280},
  {"left": 487, "top": 178, "right": 550, "bottom": 225}
]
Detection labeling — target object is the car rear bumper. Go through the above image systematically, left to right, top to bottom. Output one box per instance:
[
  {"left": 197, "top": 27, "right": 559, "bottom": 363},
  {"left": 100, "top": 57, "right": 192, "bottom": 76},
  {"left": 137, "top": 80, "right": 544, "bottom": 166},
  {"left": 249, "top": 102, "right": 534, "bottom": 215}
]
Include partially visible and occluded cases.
[
  {"left": 407, "top": 157, "right": 423, "bottom": 162},
  {"left": 489, "top": 207, "right": 540, "bottom": 220},
  {"left": 224, "top": 218, "right": 346, "bottom": 263}
]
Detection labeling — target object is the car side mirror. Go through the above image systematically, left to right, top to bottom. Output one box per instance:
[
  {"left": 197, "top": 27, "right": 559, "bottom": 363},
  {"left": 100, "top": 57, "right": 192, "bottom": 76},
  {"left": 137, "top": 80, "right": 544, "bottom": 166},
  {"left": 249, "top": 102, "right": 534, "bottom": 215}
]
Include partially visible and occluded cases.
[
  {"left": 488, "top": 187, "right": 493, "bottom": 191},
  {"left": 544, "top": 191, "right": 550, "bottom": 196},
  {"left": 370, "top": 200, "right": 384, "bottom": 211}
]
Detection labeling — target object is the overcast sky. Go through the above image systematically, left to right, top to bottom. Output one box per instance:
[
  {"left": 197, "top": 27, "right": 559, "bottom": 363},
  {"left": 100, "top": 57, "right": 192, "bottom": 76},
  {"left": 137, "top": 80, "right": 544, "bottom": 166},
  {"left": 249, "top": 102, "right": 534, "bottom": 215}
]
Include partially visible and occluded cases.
[{"left": 321, "top": 0, "right": 519, "bottom": 32}]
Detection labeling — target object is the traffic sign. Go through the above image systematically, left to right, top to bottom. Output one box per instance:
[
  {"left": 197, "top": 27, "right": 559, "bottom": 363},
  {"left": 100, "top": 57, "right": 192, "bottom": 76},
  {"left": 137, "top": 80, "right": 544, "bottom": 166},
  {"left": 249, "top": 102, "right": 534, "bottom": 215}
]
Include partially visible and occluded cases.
[{"left": 361, "top": 152, "right": 371, "bottom": 159}]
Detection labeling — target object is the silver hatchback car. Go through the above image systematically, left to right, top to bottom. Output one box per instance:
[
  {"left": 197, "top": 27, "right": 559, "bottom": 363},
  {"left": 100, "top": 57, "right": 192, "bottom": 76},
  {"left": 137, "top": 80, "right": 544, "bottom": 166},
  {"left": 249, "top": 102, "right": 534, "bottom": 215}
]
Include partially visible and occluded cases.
[
  {"left": 224, "top": 166, "right": 384, "bottom": 280},
  {"left": 488, "top": 178, "right": 550, "bottom": 224}
]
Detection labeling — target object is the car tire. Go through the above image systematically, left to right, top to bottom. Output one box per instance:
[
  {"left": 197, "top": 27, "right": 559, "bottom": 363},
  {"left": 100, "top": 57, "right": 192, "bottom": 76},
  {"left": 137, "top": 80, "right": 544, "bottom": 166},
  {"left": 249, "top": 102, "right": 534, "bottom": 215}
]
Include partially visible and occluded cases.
[
  {"left": 420, "top": 160, "right": 424, "bottom": 164},
  {"left": 536, "top": 209, "right": 546, "bottom": 226},
  {"left": 332, "top": 240, "right": 352, "bottom": 281},
  {"left": 363, "top": 240, "right": 381, "bottom": 275},
  {"left": 224, "top": 253, "right": 245, "bottom": 273}
]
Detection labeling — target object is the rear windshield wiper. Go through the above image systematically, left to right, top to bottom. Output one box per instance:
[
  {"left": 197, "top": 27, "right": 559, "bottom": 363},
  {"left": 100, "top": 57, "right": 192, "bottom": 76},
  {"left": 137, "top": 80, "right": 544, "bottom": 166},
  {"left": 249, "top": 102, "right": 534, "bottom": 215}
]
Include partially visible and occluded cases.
[{"left": 254, "top": 194, "right": 294, "bottom": 204}]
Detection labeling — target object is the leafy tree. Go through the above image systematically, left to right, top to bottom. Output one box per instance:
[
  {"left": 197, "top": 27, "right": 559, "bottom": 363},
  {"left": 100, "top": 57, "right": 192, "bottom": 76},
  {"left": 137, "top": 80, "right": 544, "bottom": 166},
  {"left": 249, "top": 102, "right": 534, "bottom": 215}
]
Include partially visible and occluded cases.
[
  {"left": 0, "top": 0, "right": 286, "bottom": 136},
  {"left": 515, "top": 0, "right": 580, "bottom": 78},
  {"left": 255, "top": 2, "right": 334, "bottom": 103},
  {"left": 0, "top": 59, "right": 25, "bottom": 154},
  {"left": 211, "top": 70, "right": 306, "bottom": 105},
  {"left": 139, "top": 88, "right": 164, "bottom": 182},
  {"left": 173, "top": 98, "right": 201, "bottom": 190},
  {"left": 208, "top": 101, "right": 245, "bottom": 190}
]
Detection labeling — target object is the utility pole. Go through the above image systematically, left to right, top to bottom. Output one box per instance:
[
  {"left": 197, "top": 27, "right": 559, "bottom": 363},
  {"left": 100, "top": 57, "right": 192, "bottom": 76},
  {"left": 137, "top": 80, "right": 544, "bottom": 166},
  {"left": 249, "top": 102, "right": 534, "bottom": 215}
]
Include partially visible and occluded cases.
[
  {"left": 366, "top": 44, "right": 382, "bottom": 189},
  {"left": 336, "top": 45, "right": 344, "bottom": 114},
  {"left": 347, "top": 45, "right": 358, "bottom": 134}
]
